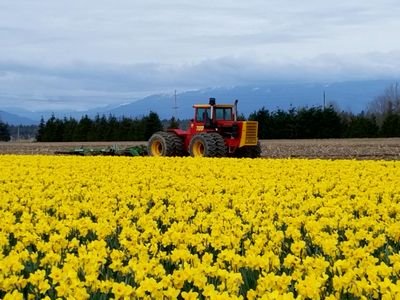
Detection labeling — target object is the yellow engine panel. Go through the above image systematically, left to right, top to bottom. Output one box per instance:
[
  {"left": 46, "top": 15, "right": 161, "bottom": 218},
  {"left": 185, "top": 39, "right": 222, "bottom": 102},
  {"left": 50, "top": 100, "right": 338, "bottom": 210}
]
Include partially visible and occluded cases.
[{"left": 239, "top": 121, "right": 258, "bottom": 147}]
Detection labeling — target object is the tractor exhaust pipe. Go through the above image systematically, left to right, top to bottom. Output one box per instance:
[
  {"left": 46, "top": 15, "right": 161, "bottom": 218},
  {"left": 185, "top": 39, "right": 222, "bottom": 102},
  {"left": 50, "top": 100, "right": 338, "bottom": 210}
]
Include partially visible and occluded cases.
[
  {"left": 209, "top": 98, "right": 216, "bottom": 122},
  {"left": 234, "top": 99, "right": 238, "bottom": 121}
]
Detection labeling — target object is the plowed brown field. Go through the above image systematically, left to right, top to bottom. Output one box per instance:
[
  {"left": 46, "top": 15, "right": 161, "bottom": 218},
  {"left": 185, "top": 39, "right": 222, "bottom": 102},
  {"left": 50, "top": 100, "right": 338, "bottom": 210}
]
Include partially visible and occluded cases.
[{"left": 1, "top": 138, "right": 399, "bottom": 160}]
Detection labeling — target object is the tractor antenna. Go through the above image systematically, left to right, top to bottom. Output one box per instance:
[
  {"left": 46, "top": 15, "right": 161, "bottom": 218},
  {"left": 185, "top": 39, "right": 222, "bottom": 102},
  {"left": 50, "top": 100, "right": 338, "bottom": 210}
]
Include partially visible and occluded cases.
[{"left": 173, "top": 89, "right": 179, "bottom": 119}]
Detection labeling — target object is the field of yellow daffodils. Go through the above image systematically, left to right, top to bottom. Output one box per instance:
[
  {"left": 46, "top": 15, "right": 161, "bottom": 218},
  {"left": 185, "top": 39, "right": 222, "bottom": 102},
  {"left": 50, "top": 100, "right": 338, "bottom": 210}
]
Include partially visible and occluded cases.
[{"left": 1, "top": 155, "right": 400, "bottom": 299}]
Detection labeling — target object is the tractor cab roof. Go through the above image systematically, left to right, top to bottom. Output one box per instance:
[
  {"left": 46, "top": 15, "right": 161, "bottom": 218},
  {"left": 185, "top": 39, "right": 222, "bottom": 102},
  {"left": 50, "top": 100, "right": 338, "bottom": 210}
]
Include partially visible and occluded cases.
[{"left": 193, "top": 104, "right": 234, "bottom": 108}]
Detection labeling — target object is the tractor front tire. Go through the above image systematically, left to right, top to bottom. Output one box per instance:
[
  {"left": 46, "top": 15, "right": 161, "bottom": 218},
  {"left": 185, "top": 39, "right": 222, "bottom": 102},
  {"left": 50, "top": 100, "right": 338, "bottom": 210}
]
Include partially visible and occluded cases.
[
  {"left": 148, "top": 132, "right": 177, "bottom": 156},
  {"left": 189, "top": 133, "right": 217, "bottom": 157},
  {"left": 251, "top": 142, "right": 262, "bottom": 158}
]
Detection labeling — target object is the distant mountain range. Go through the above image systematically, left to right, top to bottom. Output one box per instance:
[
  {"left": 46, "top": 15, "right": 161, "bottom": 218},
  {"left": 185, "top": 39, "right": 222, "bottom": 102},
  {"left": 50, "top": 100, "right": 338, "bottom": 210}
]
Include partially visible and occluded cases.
[
  {"left": 0, "top": 79, "right": 397, "bottom": 125},
  {"left": 0, "top": 110, "right": 37, "bottom": 125}
]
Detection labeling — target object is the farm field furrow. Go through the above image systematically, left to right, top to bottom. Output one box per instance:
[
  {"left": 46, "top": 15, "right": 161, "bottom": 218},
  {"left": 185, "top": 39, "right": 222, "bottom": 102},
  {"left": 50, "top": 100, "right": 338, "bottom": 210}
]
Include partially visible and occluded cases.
[{"left": 0, "top": 156, "right": 400, "bottom": 299}]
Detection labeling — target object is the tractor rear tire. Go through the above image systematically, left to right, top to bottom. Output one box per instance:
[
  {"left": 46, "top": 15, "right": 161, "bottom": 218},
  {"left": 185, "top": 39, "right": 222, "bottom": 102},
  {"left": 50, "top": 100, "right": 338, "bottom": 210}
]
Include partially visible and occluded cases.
[
  {"left": 148, "top": 132, "right": 179, "bottom": 156},
  {"left": 209, "top": 132, "right": 227, "bottom": 157},
  {"left": 170, "top": 133, "right": 185, "bottom": 156},
  {"left": 189, "top": 133, "right": 217, "bottom": 157}
]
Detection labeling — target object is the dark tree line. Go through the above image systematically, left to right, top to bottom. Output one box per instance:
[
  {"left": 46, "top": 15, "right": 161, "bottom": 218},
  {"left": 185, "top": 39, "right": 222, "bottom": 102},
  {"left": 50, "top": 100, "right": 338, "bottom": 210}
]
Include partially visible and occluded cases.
[
  {"left": 3, "top": 83, "right": 400, "bottom": 142},
  {"left": 26, "top": 106, "right": 400, "bottom": 142},
  {"left": 35, "top": 106, "right": 399, "bottom": 142},
  {"left": 249, "top": 106, "right": 400, "bottom": 139},
  {"left": 249, "top": 107, "right": 342, "bottom": 139},
  {"left": 36, "top": 112, "right": 163, "bottom": 142},
  {"left": 0, "top": 120, "right": 10, "bottom": 141},
  {"left": 7, "top": 125, "right": 38, "bottom": 140}
]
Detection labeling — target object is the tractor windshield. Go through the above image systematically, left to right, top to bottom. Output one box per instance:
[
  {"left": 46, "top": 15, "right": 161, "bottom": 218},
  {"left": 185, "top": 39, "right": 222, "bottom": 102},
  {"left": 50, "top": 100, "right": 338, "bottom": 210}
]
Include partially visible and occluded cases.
[
  {"left": 215, "top": 107, "right": 233, "bottom": 121},
  {"left": 196, "top": 108, "right": 211, "bottom": 122}
]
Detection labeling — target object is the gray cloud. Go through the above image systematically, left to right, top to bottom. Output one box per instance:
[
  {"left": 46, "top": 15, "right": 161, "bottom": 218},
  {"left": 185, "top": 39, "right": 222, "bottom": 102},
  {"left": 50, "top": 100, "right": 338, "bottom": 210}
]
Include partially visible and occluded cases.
[
  {"left": 1, "top": 0, "right": 400, "bottom": 110},
  {"left": 1, "top": 50, "right": 400, "bottom": 110}
]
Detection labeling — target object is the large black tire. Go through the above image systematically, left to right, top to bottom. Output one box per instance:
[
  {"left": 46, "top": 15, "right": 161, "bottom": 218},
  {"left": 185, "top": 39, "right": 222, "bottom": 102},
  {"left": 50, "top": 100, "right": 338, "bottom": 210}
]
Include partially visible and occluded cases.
[
  {"left": 148, "top": 132, "right": 179, "bottom": 156},
  {"left": 208, "top": 132, "right": 227, "bottom": 157},
  {"left": 169, "top": 133, "right": 185, "bottom": 156},
  {"left": 189, "top": 133, "right": 217, "bottom": 157},
  {"left": 235, "top": 142, "right": 262, "bottom": 158},
  {"left": 251, "top": 142, "right": 262, "bottom": 158}
]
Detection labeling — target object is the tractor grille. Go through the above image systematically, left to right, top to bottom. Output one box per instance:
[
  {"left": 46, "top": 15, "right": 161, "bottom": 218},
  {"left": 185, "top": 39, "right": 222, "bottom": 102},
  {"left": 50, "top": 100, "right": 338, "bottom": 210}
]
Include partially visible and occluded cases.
[{"left": 240, "top": 121, "right": 258, "bottom": 146}]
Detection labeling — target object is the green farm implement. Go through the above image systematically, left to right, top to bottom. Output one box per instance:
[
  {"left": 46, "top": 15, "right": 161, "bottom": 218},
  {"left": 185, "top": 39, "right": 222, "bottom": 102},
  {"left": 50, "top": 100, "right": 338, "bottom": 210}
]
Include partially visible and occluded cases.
[{"left": 55, "top": 145, "right": 148, "bottom": 156}]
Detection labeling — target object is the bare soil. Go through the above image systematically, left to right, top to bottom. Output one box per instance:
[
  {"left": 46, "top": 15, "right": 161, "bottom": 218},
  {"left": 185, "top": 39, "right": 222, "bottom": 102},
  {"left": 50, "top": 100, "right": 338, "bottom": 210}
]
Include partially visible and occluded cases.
[
  {"left": 261, "top": 138, "right": 400, "bottom": 160},
  {"left": 1, "top": 139, "right": 399, "bottom": 160}
]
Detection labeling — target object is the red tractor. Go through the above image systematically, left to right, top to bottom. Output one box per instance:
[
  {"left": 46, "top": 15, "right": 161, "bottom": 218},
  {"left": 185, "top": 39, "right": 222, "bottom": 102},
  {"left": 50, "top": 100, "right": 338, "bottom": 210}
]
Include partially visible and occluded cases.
[{"left": 148, "top": 98, "right": 261, "bottom": 157}]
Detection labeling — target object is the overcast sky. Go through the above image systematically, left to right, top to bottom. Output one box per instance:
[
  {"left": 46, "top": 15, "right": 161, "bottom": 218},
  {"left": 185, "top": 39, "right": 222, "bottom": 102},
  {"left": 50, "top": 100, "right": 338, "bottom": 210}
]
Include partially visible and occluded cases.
[{"left": 1, "top": 0, "right": 400, "bottom": 111}]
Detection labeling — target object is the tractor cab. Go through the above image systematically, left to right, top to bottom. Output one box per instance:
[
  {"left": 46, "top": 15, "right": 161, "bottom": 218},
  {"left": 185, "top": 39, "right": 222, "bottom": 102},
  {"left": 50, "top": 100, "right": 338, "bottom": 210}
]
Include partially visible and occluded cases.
[
  {"left": 191, "top": 98, "right": 238, "bottom": 133},
  {"left": 194, "top": 106, "right": 234, "bottom": 123}
]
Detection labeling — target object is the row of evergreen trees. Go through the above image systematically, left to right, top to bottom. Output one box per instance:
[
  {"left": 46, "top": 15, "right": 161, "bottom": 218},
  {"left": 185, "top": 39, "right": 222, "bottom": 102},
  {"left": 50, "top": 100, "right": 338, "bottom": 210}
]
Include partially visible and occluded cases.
[
  {"left": 2, "top": 106, "right": 400, "bottom": 142},
  {"left": 32, "top": 106, "right": 400, "bottom": 142},
  {"left": 249, "top": 106, "right": 400, "bottom": 139},
  {"left": 36, "top": 112, "right": 163, "bottom": 142},
  {"left": 0, "top": 121, "right": 10, "bottom": 141}
]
